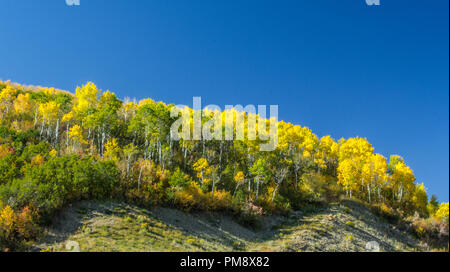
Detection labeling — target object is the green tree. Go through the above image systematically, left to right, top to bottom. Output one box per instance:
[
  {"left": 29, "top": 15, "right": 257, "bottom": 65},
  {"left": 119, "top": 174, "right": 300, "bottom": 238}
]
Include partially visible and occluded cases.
[{"left": 250, "top": 158, "right": 270, "bottom": 201}]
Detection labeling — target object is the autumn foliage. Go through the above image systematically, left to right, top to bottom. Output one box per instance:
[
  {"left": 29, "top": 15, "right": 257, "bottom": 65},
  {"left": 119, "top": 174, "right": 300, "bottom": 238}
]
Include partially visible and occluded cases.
[{"left": 0, "top": 80, "right": 447, "bottom": 251}]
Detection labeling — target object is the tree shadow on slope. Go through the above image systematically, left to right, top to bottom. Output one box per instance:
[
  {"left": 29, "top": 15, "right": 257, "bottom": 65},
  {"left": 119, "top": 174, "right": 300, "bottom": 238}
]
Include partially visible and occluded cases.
[
  {"left": 32, "top": 201, "right": 260, "bottom": 251},
  {"left": 32, "top": 201, "right": 109, "bottom": 250}
]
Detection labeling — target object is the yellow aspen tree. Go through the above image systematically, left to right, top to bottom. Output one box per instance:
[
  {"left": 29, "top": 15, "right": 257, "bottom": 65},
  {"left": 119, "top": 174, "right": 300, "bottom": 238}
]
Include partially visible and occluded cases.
[
  {"left": 73, "top": 82, "right": 100, "bottom": 117},
  {"left": 0, "top": 86, "right": 16, "bottom": 123},
  {"left": 13, "top": 93, "right": 33, "bottom": 117},
  {"left": 120, "top": 100, "right": 137, "bottom": 123},
  {"left": 38, "top": 101, "right": 61, "bottom": 143},
  {"left": 62, "top": 111, "right": 75, "bottom": 147},
  {"left": 68, "top": 125, "right": 87, "bottom": 152},
  {"left": 318, "top": 136, "right": 339, "bottom": 172},
  {"left": 338, "top": 137, "right": 375, "bottom": 198},
  {"left": 104, "top": 138, "right": 121, "bottom": 163},
  {"left": 123, "top": 143, "right": 139, "bottom": 178},
  {"left": 362, "top": 154, "right": 388, "bottom": 203},
  {"left": 389, "top": 157, "right": 415, "bottom": 203},
  {"left": 137, "top": 158, "right": 152, "bottom": 190},
  {"left": 193, "top": 158, "right": 211, "bottom": 185},
  {"left": 338, "top": 159, "right": 360, "bottom": 198},
  {"left": 233, "top": 171, "right": 245, "bottom": 196},
  {"left": 412, "top": 183, "right": 428, "bottom": 216},
  {"left": 435, "top": 203, "right": 449, "bottom": 220},
  {"left": 0, "top": 205, "right": 16, "bottom": 240}
]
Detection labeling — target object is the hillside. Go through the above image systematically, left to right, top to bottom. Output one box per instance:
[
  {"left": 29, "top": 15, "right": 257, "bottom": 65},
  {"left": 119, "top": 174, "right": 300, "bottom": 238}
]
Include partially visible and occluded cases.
[
  {"left": 0, "top": 80, "right": 448, "bottom": 252},
  {"left": 34, "top": 200, "right": 423, "bottom": 252}
]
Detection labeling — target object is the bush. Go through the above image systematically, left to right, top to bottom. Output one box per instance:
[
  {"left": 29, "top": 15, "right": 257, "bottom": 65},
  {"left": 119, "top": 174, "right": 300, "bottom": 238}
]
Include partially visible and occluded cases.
[
  {"left": 19, "top": 142, "right": 51, "bottom": 163},
  {"left": 0, "top": 154, "right": 121, "bottom": 250},
  {"left": 0, "top": 155, "right": 120, "bottom": 220},
  {"left": 0, "top": 155, "right": 18, "bottom": 185},
  {"left": 168, "top": 168, "right": 189, "bottom": 189},
  {"left": 174, "top": 182, "right": 235, "bottom": 212},
  {"left": 208, "top": 190, "right": 234, "bottom": 211},
  {"left": 253, "top": 194, "right": 291, "bottom": 216},
  {"left": 236, "top": 202, "right": 263, "bottom": 230},
  {"left": 371, "top": 203, "right": 399, "bottom": 223},
  {"left": 0, "top": 205, "right": 40, "bottom": 250},
  {"left": 410, "top": 216, "right": 449, "bottom": 249}
]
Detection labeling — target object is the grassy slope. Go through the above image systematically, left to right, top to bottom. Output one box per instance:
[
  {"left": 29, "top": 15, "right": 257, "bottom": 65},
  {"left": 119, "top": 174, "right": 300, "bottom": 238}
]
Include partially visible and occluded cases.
[{"left": 33, "top": 200, "right": 423, "bottom": 252}]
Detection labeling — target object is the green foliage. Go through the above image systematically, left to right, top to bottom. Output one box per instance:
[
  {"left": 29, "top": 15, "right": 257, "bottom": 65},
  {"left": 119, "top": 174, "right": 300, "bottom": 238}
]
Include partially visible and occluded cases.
[
  {"left": 0, "top": 126, "right": 39, "bottom": 153},
  {"left": 19, "top": 142, "right": 51, "bottom": 163},
  {"left": 0, "top": 155, "right": 18, "bottom": 185},
  {"left": 0, "top": 155, "right": 120, "bottom": 221},
  {"left": 169, "top": 168, "right": 189, "bottom": 189},
  {"left": 427, "top": 195, "right": 440, "bottom": 216}
]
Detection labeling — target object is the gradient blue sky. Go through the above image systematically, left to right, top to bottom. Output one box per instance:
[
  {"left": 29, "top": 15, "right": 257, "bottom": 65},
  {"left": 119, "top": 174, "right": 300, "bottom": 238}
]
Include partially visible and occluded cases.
[{"left": 0, "top": 0, "right": 448, "bottom": 201}]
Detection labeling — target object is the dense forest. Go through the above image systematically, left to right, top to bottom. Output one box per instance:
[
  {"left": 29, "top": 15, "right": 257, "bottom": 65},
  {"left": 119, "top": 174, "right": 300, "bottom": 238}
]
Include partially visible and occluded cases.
[{"left": 0, "top": 80, "right": 448, "bottom": 251}]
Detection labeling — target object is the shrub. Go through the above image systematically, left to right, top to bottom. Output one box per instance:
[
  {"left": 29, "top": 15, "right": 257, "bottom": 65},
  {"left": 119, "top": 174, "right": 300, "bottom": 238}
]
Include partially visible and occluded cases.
[
  {"left": 19, "top": 142, "right": 51, "bottom": 163},
  {"left": 0, "top": 144, "right": 15, "bottom": 158},
  {"left": 0, "top": 154, "right": 120, "bottom": 243},
  {"left": 0, "top": 155, "right": 18, "bottom": 185},
  {"left": 168, "top": 168, "right": 189, "bottom": 189},
  {"left": 173, "top": 182, "right": 234, "bottom": 212},
  {"left": 207, "top": 190, "right": 234, "bottom": 211},
  {"left": 235, "top": 201, "right": 263, "bottom": 230},
  {"left": 371, "top": 203, "right": 399, "bottom": 223},
  {"left": 0, "top": 205, "right": 40, "bottom": 249},
  {"left": 0, "top": 205, "right": 16, "bottom": 242},
  {"left": 15, "top": 206, "right": 40, "bottom": 239},
  {"left": 411, "top": 216, "right": 449, "bottom": 249}
]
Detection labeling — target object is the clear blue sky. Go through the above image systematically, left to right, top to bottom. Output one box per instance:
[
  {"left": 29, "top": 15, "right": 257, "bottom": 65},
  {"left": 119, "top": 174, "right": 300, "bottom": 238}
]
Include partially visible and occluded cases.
[{"left": 1, "top": 0, "right": 448, "bottom": 201}]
